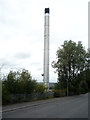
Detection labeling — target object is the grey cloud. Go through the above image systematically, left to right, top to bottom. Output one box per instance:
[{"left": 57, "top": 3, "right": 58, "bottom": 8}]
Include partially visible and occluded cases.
[
  {"left": 14, "top": 52, "right": 31, "bottom": 59},
  {"left": 0, "top": 58, "right": 17, "bottom": 68},
  {"left": 31, "top": 62, "right": 41, "bottom": 66},
  {"left": 37, "top": 67, "right": 42, "bottom": 71}
]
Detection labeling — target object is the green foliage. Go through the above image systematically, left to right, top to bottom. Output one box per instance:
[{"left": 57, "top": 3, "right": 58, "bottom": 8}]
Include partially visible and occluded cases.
[
  {"left": 52, "top": 40, "right": 89, "bottom": 95},
  {"left": 2, "top": 69, "right": 38, "bottom": 104},
  {"left": 2, "top": 69, "right": 54, "bottom": 105},
  {"left": 3, "top": 69, "right": 37, "bottom": 94},
  {"left": 18, "top": 69, "right": 37, "bottom": 94},
  {"left": 86, "top": 69, "right": 90, "bottom": 91},
  {"left": 5, "top": 71, "right": 17, "bottom": 94},
  {"left": 79, "top": 80, "right": 88, "bottom": 94},
  {"left": 2, "top": 83, "right": 10, "bottom": 105},
  {"left": 36, "top": 83, "right": 47, "bottom": 93},
  {"left": 49, "top": 87, "right": 53, "bottom": 89},
  {"left": 54, "top": 89, "right": 66, "bottom": 97}
]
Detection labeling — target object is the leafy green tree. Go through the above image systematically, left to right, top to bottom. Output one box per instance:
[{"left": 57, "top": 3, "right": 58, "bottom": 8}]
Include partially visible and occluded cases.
[
  {"left": 52, "top": 40, "right": 87, "bottom": 94},
  {"left": 2, "top": 69, "right": 37, "bottom": 94},
  {"left": 17, "top": 69, "right": 37, "bottom": 94},
  {"left": 4, "top": 71, "right": 18, "bottom": 94}
]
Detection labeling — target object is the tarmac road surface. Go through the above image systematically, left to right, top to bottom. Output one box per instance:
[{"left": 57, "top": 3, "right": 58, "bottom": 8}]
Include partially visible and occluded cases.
[{"left": 2, "top": 93, "right": 88, "bottom": 118}]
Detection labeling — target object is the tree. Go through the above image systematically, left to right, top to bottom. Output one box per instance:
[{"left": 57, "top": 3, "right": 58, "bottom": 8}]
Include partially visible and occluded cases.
[
  {"left": 52, "top": 40, "right": 87, "bottom": 95},
  {"left": 82, "top": 48, "right": 90, "bottom": 91},
  {"left": 2, "top": 69, "right": 37, "bottom": 94},
  {"left": 17, "top": 69, "right": 37, "bottom": 94},
  {"left": 78, "top": 69, "right": 90, "bottom": 92},
  {"left": 4, "top": 71, "right": 18, "bottom": 94}
]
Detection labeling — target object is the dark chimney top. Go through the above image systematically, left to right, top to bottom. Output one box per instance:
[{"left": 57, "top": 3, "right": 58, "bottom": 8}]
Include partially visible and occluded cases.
[{"left": 45, "top": 8, "right": 49, "bottom": 14}]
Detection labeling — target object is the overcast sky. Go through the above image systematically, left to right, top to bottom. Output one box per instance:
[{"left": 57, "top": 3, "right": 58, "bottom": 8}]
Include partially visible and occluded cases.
[{"left": 0, "top": 0, "right": 89, "bottom": 82}]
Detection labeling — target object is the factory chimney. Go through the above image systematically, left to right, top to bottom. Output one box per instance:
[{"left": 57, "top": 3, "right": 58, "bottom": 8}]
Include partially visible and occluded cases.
[{"left": 43, "top": 8, "right": 50, "bottom": 90}]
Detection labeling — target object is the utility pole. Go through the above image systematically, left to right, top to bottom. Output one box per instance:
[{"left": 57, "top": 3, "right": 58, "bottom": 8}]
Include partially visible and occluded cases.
[{"left": 67, "top": 71, "right": 69, "bottom": 96}]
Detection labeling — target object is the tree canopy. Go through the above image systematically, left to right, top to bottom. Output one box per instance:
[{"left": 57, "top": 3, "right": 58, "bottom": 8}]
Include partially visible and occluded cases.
[
  {"left": 52, "top": 40, "right": 89, "bottom": 94},
  {"left": 2, "top": 69, "right": 37, "bottom": 94}
]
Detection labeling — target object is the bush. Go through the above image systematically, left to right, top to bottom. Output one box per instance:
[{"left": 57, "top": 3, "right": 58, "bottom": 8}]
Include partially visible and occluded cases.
[
  {"left": 79, "top": 80, "right": 88, "bottom": 94},
  {"left": 36, "top": 83, "right": 47, "bottom": 93},
  {"left": 2, "top": 86, "right": 11, "bottom": 105},
  {"left": 54, "top": 89, "right": 66, "bottom": 97}
]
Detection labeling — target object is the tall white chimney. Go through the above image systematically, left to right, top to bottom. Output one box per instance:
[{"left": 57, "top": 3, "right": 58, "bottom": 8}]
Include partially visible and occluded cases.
[{"left": 43, "top": 8, "right": 50, "bottom": 90}]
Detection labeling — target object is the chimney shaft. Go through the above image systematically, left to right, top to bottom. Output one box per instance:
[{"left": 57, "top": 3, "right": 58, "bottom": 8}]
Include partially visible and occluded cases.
[{"left": 43, "top": 8, "right": 50, "bottom": 90}]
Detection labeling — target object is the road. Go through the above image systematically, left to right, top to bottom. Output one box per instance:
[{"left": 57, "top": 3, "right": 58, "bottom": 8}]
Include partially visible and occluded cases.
[{"left": 2, "top": 93, "right": 88, "bottom": 118}]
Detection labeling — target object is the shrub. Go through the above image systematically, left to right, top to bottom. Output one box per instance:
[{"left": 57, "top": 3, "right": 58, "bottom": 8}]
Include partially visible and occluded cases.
[
  {"left": 36, "top": 83, "right": 47, "bottom": 93},
  {"left": 54, "top": 89, "right": 66, "bottom": 97}
]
